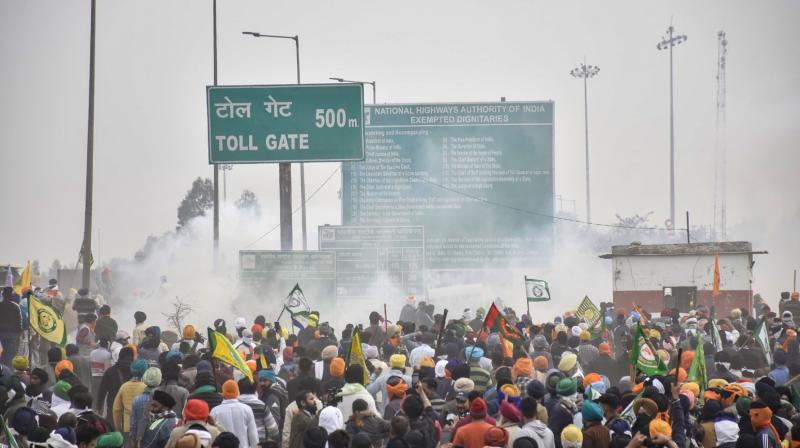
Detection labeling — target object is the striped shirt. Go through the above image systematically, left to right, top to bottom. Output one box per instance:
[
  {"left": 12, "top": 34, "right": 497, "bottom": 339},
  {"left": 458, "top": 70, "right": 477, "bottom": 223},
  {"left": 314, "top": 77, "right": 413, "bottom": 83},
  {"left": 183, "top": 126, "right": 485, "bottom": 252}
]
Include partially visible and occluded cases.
[{"left": 468, "top": 362, "right": 493, "bottom": 395}]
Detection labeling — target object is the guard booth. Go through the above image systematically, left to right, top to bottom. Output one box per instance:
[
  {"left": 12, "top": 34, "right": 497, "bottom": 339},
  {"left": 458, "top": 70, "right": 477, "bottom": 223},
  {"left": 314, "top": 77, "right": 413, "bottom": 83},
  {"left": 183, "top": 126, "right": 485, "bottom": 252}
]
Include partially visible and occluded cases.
[{"left": 599, "top": 241, "right": 766, "bottom": 317}]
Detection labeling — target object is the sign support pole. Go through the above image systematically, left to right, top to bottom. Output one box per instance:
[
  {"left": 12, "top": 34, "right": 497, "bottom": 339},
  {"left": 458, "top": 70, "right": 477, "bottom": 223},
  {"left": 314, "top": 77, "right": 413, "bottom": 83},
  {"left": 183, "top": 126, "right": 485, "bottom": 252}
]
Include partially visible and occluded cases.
[
  {"left": 81, "top": 0, "right": 96, "bottom": 290},
  {"left": 525, "top": 276, "right": 531, "bottom": 320}
]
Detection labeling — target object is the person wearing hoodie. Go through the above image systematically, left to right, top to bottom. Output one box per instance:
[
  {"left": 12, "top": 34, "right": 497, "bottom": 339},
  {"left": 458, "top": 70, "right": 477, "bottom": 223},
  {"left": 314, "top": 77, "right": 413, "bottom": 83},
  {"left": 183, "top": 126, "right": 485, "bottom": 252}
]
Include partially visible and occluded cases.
[
  {"left": 97, "top": 347, "right": 134, "bottom": 420},
  {"left": 368, "top": 354, "right": 413, "bottom": 412},
  {"left": 112, "top": 358, "right": 148, "bottom": 443},
  {"left": 337, "top": 364, "right": 378, "bottom": 421},
  {"left": 237, "top": 378, "right": 280, "bottom": 444},
  {"left": 210, "top": 380, "right": 259, "bottom": 448},
  {"left": 516, "top": 397, "right": 555, "bottom": 448},
  {"left": 344, "top": 398, "right": 390, "bottom": 445}
]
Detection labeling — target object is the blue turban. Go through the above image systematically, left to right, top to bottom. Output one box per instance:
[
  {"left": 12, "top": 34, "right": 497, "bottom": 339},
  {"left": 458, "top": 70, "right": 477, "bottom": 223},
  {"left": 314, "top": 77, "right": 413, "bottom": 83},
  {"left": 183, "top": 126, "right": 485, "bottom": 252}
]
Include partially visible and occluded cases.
[
  {"left": 465, "top": 346, "right": 484, "bottom": 361},
  {"left": 130, "top": 359, "right": 148, "bottom": 377},
  {"left": 258, "top": 369, "right": 277, "bottom": 382}
]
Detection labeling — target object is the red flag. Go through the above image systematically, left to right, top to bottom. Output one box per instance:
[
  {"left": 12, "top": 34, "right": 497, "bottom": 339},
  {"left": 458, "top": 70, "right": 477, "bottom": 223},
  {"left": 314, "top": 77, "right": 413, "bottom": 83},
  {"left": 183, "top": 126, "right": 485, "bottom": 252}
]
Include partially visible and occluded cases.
[
  {"left": 712, "top": 252, "right": 721, "bottom": 297},
  {"left": 483, "top": 303, "right": 523, "bottom": 345}
]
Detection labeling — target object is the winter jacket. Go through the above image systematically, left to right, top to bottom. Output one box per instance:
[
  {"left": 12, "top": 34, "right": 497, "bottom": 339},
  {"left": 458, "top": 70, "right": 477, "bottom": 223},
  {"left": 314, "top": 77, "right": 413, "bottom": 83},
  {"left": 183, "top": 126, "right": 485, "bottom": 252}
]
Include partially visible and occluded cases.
[
  {"left": 0, "top": 300, "right": 22, "bottom": 333},
  {"left": 95, "top": 316, "right": 118, "bottom": 343},
  {"left": 67, "top": 355, "right": 93, "bottom": 392},
  {"left": 96, "top": 360, "right": 132, "bottom": 419},
  {"left": 286, "top": 372, "right": 321, "bottom": 400},
  {"left": 112, "top": 379, "right": 146, "bottom": 432},
  {"left": 155, "top": 381, "right": 189, "bottom": 419},
  {"left": 337, "top": 383, "right": 378, "bottom": 421},
  {"left": 260, "top": 384, "right": 287, "bottom": 433},
  {"left": 188, "top": 385, "right": 224, "bottom": 410},
  {"left": 131, "top": 389, "right": 154, "bottom": 443},
  {"left": 238, "top": 394, "right": 280, "bottom": 443},
  {"left": 210, "top": 398, "right": 260, "bottom": 448},
  {"left": 548, "top": 398, "right": 578, "bottom": 448},
  {"left": 407, "top": 406, "right": 439, "bottom": 448},
  {"left": 288, "top": 409, "right": 313, "bottom": 448},
  {"left": 140, "top": 411, "right": 177, "bottom": 448},
  {"left": 344, "top": 414, "right": 391, "bottom": 445},
  {"left": 518, "top": 419, "right": 556, "bottom": 448},
  {"left": 582, "top": 420, "right": 610, "bottom": 448}
]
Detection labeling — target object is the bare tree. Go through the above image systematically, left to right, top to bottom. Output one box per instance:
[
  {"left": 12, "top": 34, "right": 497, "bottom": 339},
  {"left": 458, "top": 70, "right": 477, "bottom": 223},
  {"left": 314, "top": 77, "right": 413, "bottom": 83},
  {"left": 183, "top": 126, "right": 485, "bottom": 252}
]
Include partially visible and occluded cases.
[{"left": 162, "top": 297, "right": 194, "bottom": 333}]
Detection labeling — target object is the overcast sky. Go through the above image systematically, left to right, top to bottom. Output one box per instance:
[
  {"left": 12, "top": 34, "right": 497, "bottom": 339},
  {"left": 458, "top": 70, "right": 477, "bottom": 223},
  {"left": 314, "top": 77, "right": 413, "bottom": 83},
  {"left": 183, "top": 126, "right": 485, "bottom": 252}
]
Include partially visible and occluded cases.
[{"left": 1, "top": 1, "right": 798, "bottom": 295}]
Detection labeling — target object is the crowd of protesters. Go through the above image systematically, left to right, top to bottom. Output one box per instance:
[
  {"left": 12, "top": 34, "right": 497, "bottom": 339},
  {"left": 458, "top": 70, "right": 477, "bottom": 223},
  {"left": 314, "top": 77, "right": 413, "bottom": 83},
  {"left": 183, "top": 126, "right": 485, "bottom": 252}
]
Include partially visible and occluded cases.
[{"left": 2, "top": 283, "right": 800, "bottom": 448}]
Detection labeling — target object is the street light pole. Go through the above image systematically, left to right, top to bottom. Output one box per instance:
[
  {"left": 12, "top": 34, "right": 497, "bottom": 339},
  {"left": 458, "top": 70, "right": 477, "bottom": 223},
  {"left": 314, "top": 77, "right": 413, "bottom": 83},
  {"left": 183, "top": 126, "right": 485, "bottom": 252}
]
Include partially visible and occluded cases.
[
  {"left": 81, "top": 0, "right": 97, "bottom": 290},
  {"left": 212, "top": 0, "right": 220, "bottom": 265},
  {"left": 657, "top": 25, "right": 687, "bottom": 232},
  {"left": 243, "top": 31, "right": 303, "bottom": 250},
  {"left": 569, "top": 61, "right": 599, "bottom": 224},
  {"left": 329, "top": 77, "right": 376, "bottom": 104}
]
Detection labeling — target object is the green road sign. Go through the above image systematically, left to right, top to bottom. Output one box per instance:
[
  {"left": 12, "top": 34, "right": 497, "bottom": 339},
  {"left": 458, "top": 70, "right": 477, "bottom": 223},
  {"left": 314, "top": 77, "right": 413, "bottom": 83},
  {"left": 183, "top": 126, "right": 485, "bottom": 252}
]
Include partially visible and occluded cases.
[
  {"left": 207, "top": 84, "right": 365, "bottom": 164},
  {"left": 343, "top": 102, "right": 554, "bottom": 270},
  {"left": 318, "top": 225, "right": 425, "bottom": 301},
  {"left": 239, "top": 250, "right": 336, "bottom": 302}
]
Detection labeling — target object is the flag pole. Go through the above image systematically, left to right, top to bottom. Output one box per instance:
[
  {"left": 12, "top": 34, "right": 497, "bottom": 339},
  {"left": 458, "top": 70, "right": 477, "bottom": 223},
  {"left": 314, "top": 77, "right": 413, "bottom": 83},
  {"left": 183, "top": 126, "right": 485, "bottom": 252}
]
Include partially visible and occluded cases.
[{"left": 525, "top": 277, "right": 532, "bottom": 321}]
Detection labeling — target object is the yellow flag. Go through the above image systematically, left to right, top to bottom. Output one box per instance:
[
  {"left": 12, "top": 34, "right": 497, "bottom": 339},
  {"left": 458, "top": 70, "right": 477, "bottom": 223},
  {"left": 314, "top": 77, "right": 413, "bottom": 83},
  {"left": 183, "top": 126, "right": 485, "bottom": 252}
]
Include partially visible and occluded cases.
[
  {"left": 13, "top": 261, "right": 31, "bottom": 295},
  {"left": 29, "top": 295, "right": 67, "bottom": 346},
  {"left": 207, "top": 328, "right": 253, "bottom": 382},
  {"left": 347, "top": 328, "right": 370, "bottom": 385}
]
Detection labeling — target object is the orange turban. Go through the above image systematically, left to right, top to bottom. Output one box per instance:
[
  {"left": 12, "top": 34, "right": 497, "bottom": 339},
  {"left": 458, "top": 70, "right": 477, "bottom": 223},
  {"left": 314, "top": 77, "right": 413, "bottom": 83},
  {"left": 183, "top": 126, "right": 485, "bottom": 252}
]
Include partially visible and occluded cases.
[
  {"left": 598, "top": 343, "right": 612, "bottom": 355},
  {"left": 680, "top": 351, "right": 694, "bottom": 370},
  {"left": 533, "top": 356, "right": 549, "bottom": 371},
  {"left": 512, "top": 358, "right": 533, "bottom": 379},
  {"left": 55, "top": 360, "right": 74, "bottom": 377},
  {"left": 669, "top": 368, "right": 687, "bottom": 382},
  {"left": 583, "top": 373, "right": 602, "bottom": 388},
  {"left": 386, "top": 380, "right": 408, "bottom": 400},
  {"left": 649, "top": 418, "right": 672, "bottom": 438}
]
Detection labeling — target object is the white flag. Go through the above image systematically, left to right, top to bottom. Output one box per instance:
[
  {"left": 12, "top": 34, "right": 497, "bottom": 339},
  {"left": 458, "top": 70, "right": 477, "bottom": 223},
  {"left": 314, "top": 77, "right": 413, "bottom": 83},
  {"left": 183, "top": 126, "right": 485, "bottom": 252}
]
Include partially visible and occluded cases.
[
  {"left": 525, "top": 278, "right": 550, "bottom": 302},
  {"left": 754, "top": 318, "right": 772, "bottom": 365}
]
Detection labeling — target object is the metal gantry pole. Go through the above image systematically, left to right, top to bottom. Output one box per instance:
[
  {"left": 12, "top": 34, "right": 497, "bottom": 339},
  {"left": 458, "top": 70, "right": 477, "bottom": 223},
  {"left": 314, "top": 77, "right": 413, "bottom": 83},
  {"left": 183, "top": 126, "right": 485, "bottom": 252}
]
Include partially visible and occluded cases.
[
  {"left": 81, "top": 0, "right": 97, "bottom": 290},
  {"left": 212, "top": 0, "right": 220, "bottom": 263},
  {"left": 658, "top": 25, "right": 686, "bottom": 233},
  {"left": 669, "top": 27, "right": 675, "bottom": 233},
  {"left": 570, "top": 62, "right": 599, "bottom": 224},
  {"left": 583, "top": 73, "right": 590, "bottom": 223}
]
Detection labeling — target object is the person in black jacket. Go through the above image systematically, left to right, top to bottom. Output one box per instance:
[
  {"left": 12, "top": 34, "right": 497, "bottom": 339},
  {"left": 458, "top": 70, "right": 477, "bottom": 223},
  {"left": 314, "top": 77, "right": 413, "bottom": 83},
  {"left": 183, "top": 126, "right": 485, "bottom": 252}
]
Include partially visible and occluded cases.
[
  {"left": 0, "top": 287, "right": 23, "bottom": 366},
  {"left": 94, "top": 305, "right": 118, "bottom": 343},
  {"left": 96, "top": 346, "right": 134, "bottom": 419},
  {"left": 287, "top": 358, "right": 321, "bottom": 400}
]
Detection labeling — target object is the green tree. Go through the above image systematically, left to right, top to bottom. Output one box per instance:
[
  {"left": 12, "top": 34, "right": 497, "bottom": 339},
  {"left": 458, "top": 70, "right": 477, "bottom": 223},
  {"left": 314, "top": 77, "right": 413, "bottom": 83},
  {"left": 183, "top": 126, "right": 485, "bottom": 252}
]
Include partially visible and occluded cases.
[
  {"left": 177, "top": 177, "right": 214, "bottom": 229},
  {"left": 235, "top": 189, "right": 261, "bottom": 217}
]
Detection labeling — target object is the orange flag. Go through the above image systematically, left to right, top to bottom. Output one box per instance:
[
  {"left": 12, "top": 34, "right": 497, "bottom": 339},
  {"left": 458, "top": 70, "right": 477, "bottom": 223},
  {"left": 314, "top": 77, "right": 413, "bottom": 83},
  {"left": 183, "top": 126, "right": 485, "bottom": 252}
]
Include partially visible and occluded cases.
[{"left": 712, "top": 252, "right": 721, "bottom": 297}]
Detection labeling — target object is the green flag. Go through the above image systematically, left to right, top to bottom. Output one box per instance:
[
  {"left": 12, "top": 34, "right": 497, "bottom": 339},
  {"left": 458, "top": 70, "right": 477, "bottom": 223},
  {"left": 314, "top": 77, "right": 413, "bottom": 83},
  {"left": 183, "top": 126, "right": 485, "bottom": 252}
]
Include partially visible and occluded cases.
[
  {"left": 753, "top": 318, "right": 772, "bottom": 365},
  {"left": 630, "top": 324, "right": 667, "bottom": 376},
  {"left": 687, "top": 336, "right": 707, "bottom": 402}
]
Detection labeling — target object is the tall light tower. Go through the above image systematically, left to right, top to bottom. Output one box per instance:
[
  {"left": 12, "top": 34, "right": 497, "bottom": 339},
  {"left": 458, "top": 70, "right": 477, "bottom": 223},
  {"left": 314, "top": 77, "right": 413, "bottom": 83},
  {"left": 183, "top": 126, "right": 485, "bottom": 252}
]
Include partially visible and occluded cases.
[
  {"left": 657, "top": 25, "right": 687, "bottom": 232},
  {"left": 714, "top": 31, "right": 728, "bottom": 240},
  {"left": 570, "top": 61, "right": 600, "bottom": 223}
]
